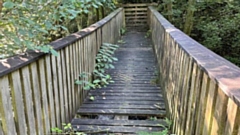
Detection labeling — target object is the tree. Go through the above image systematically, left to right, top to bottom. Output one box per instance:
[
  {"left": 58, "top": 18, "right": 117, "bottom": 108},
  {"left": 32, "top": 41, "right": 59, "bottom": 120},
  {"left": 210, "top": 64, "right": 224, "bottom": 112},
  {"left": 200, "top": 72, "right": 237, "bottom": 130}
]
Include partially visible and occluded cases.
[
  {"left": 0, "top": 0, "right": 116, "bottom": 58},
  {"left": 183, "top": 0, "right": 196, "bottom": 35}
]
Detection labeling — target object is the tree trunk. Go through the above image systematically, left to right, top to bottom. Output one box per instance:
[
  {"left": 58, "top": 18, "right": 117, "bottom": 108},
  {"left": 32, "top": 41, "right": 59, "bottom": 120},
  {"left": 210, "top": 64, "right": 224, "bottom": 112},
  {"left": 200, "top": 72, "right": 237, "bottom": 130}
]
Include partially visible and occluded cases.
[
  {"left": 0, "top": 0, "right": 3, "bottom": 18},
  {"left": 183, "top": 0, "right": 195, "bottom": 35},
  {"left": 167, "top": 1, "right": 173, "bottom": 22},
  {"left": 101, "top": 6, "right": 105, "bottom": 18},
  {"left": 88, "top": 7, "right": 94, "bottom": 26},
  {"left": 96, "top": 8, "right": 100, "bottom": 21}
]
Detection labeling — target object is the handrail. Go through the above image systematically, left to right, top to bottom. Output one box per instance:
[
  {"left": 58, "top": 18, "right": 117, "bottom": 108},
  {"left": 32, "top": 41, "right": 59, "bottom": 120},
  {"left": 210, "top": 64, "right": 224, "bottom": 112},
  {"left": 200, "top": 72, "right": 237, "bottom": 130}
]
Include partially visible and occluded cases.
[
  {"left": 148, "top": 6, "right": 240, "bottom": 135},
  {"left": 0, "top": 8, "right": 124, "bottom": 135}
]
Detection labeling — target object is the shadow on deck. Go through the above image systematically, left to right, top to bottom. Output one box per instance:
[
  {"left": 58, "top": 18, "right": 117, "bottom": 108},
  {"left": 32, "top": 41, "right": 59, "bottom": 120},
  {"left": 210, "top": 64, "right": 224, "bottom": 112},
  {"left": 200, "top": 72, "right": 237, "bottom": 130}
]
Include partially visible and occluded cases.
[{"left": 71, "top": 30, "right": 167, "bottom": 134}]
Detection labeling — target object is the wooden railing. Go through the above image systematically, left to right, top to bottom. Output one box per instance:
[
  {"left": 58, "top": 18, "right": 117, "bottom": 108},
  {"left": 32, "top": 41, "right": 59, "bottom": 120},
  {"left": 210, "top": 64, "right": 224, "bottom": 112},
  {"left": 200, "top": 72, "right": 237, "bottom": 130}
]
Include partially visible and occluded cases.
[
  {"left": 123, "top": 3, "right": 157, "bottom": 28},
  {"left": 148, "top": 6, "right": 240, "bottom": 135},
  {"left": 0, "top": 8, "right": 124, "bottom": 135}
]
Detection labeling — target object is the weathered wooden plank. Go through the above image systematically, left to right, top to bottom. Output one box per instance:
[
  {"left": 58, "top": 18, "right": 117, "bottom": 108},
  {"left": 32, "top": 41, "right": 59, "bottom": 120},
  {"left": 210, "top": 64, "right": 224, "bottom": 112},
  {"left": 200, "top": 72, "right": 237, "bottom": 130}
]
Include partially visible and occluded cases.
[
  {"left": 123, "top": 3, "right": 157, "bottom": 7},
  {"left": 125, "top": 8, "right": 147, "bottom": 12},
  {"left": 125, "top": 12, "right": 147, "bottom": 15},
  {"left": 125, "top": 16, "right": 147, "bottom": 19},
  {"left": 126, "top": 20, "right": 148, "bottom": 23},
  {"left": 125, "top": 22, "right": 147, "bottom": 25},
  {"left": 89, "top": 33, "right": 95, "bottom": 72},
  {"left": 85, "top": 36, "right": 90, "bottom": 73},
  {"left": 83, "top": 37, "right": 88, "bottom": 97},
  {"left": 79, "top": 40, "right": 84, "bottom": 106},
  {"left": 75, "top": 41, "right": 81, "bottom": 107},
  {"left": 76, "top": 41, "right": 81, "bottom": 108},
  {"left": 169, "top": 41, "right": 180, "bottom": 133},
  {"left": 69, "top": 43, "right": 76, "bottom": 116},
  {"left": 65, "top": 46, "right": 73, "bottom": 120},
  {"left": 173, "top": 47, "right": 184, "bottom": 133},
  {"left": 60, "top": 50, "right": 69, "bottom": 122},
  {"left": 56, "top": 52, "right": 65, "bottom": 124},
  {"left": 50, "top": 54, "right": 61, "bottom": 127},
  {"left": 45, "top": 55, "right": 56, "bottom": 128},
  {"left": 179, "top": 58, "right": 193, "bottom": 135},
  {"left": 38, "top": 59, "right": 50, "bottom": 133},
  {"left": 29, "top": 63, "right": 44, "bottom": 135},
  {"left": 186, "top": 64, "right": 203, "bottom": 135},
  {"left": 21, "top": 67, "right": 37, "bottom": 134},
  {"left": 10, "top": 71, "right": 28, "bottom": 135},
  {"left": 195, "top": 73, "right": 210, "bottom": 135},
  {"left": 0, "top": 76, "right": 17, "bottom": 135},
  {"left": 202, "top": 80, "right": 218, "bottom": 135},
  {"left": 107, "top": 84, "right": 159, "bottom": 87},
  {"left": 96, "top": 86, "right": 160, "bottom": 89},
  {"left": 94, "top": 87, "right": 160, "bottom": 91},
  {"left": 210, "top": 88, "right": 228, "bottom": 135},
  {"left": 88, "top": 92, "right": 163, "bottom": 97},
  {"left": 91, "top": 96, "right": 163, "bottom": 101},
  {"left": 224, "top": 98, "right": 240, "bottom": 135},
  {"left": 84, "top": 100, "right": 163, "bottom": 105},
  {"left": 80, "top": 104, "right": 165, "bottom": 110},
  {"left": 77, "top": 108, "right": 166, "bottom": 116},
  {"left": 72, "top": 119, "right": 166, "bottom": 127},
  {"left": 0, "top": 124, "right": 3, "bottom": 135},
  {"left": 73, "top": 125, "right": 162, "bottom": 133},
  {"left": 238, "top": 126, "right": 240, "bottom": 135}
]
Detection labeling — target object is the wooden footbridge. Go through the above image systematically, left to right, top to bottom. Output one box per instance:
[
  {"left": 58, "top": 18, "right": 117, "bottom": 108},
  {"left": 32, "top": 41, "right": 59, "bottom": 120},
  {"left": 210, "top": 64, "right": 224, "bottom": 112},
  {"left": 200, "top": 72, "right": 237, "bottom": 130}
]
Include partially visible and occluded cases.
[{"left": 0, "top": 3, "right": 240, "bottom": 135}]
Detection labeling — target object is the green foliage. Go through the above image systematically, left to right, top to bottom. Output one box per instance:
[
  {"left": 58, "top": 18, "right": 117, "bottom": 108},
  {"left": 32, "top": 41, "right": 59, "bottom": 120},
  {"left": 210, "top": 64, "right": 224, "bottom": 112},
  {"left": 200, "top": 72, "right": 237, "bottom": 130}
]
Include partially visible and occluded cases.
[
  {"left": 0, "top": 0, "right": 116, "bottom": 59},
  {"left": 158, "top": 1, "right": 240, "bottom": 67},
  {"left": 192, "top": 2, "right": 240, "bottom": 66},
  {"left": 119, "top": 27, "right": 127, "bottom": 35},
  {"left": 145, "top": 29, "right": 152, "bottom": 38},
  {"left": 117, "top": 40, "right": 126, "bottom": 44},
  {"left": 75, "top": 43, "right": 119, "bottom": 90},
  {"left": 92, "top": 43, "right": 118, "bottom": 88},
  {"left": 75, "top": 72, "right": 96, "bottom": 90},
  {"left": 89, "top": 96, "right": 95, "bottom": 101},
  {"left": 149, "top": 116, "right": 158, "bottom": 121},
  {"left": 138, "top": 118, "right": 174, "bottom": 135},
  {"left": 51, "top": 123, "right": 86, "bottom": 135}
]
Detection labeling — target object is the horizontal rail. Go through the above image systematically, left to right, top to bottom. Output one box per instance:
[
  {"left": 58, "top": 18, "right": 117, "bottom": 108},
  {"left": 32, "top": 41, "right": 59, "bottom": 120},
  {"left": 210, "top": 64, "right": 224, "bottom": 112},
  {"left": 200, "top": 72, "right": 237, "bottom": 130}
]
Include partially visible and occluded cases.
[
  {"left": 122, "top": 3, "right": 158, "bottom": 7},
  {"left": 123, "top": 3, "right": 151, "bottom": 28},
  {"left": 148, "top": 6, "right": 240, "bottom": 135},
  {"left": 0, "top": 8, "right": 124, "bottom": 135},
  {"left": 125, "top": 8, "right": 148, "bottom": 11},
  {"left": 125, "top": 13, "right": 147, "bottom": 16}
]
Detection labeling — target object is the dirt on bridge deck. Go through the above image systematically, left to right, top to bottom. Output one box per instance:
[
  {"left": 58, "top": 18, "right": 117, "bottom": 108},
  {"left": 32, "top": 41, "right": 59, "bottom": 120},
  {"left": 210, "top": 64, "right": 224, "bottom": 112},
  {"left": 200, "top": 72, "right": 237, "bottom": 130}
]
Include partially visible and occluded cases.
[{"left": 71, "top": 30, "right": 167, "bottom": 134}]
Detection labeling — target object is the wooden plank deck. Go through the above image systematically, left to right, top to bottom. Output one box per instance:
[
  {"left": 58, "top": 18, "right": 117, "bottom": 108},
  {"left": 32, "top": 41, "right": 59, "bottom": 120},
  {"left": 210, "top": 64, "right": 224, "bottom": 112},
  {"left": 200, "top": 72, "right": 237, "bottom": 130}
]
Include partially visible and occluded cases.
[{"left": 71, "top": 30, "right": 167, "bottom": 134}]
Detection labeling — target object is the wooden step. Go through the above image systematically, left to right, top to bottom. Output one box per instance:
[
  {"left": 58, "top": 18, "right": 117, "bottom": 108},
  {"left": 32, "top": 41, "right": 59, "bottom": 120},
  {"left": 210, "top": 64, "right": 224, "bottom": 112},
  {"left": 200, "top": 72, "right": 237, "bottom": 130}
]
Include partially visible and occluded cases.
[
  {"left": 84, "top": 100, "right": 164, "bottom": 105},
  {"left": 80, "top": 104, "right": 165, "bottom": 110},
  {"left": 77, "top": 108, "right": 166, "bottom": 117},
  {"left": 71, "top": 119, "right": 167, "bottom": 127},
  {"left": 71, "top": 119, "right": 166, "bottom": 133},
  {"left": 72, "top": 125, "right": 163, "bottom": 133}
]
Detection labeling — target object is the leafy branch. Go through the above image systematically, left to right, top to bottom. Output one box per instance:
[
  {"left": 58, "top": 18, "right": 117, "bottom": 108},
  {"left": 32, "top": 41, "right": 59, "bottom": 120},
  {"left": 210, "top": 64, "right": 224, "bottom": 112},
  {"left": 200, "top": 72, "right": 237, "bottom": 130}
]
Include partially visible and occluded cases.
[{"left": 75, "top": 43, "right": 119, "bottom": 90}]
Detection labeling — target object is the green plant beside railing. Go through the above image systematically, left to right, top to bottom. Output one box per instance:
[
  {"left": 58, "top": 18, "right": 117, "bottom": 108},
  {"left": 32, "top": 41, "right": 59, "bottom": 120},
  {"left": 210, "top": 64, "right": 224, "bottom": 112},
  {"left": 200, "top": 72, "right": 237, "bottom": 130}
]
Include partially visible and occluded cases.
[
  {"left": 75, "top": 43, "right": 119, "bottom": 90},
  {"left": 138, "top": 118, "right": 174, "bottom": 135}
]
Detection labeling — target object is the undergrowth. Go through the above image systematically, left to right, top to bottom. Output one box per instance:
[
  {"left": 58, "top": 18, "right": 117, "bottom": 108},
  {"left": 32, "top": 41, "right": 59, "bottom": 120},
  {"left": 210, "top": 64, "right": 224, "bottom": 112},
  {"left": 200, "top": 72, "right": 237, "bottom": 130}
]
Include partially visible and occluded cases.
[
  {"left": 75, "top": 43, "right": 119, "bottom": 90},
  {"left": 138, "top": 118, "right": 175, "bottom": 135}
]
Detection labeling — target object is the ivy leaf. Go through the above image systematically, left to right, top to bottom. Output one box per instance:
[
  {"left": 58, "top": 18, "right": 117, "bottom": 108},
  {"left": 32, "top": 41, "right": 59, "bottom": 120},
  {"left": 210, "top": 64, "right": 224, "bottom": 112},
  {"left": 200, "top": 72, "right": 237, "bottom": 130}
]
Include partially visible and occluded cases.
[
  {"left": 3, "top": 1, "right": 15, "bottom": 9},
  {"left": 92, "top": 3, "right": 98, "bottom": 8},
  {"left": 83, "top": 9, "right": 89, "bottom": 14},
  {"left": 50, "top": 49, "right": 59, "bottom": 56},
  {"left": 112, "top": 57, "right": 118, "bottom": 61},
  {"left": 109, "top": 64, "right": 114, "bottom": 69},
  {"left": 93, "top": 80, "right": 101, "bottom": 84},
  {"left": 83, "top": 86, "right": 91, "bottom": 90},
  {"left": 89, "top": 96, "right": 94, "bottom": 101}
]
